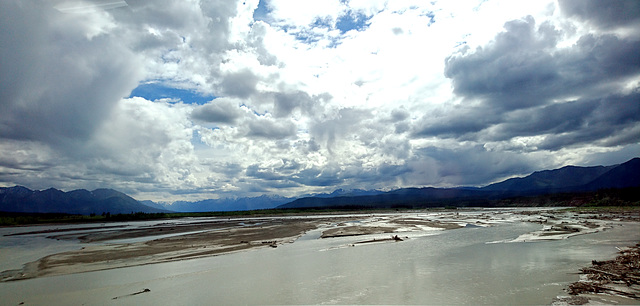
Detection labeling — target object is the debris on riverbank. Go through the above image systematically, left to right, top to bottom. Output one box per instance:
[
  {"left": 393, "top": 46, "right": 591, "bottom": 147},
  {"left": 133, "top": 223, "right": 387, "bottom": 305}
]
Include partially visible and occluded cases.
[
  {"left": 352, "top": 235, "right": 405, "bottom": 245},
  {"left": 556, "top": 243, "right": 640, "bottom": 305},
  {"left": 112, "top": 288, "right": 151, "bottom": 300}
]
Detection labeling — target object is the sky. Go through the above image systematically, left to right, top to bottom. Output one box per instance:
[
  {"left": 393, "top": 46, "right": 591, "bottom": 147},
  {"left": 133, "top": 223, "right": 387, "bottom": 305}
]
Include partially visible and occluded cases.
[{"left": 1, "top": 0, "right": 639, "bottom": 202}]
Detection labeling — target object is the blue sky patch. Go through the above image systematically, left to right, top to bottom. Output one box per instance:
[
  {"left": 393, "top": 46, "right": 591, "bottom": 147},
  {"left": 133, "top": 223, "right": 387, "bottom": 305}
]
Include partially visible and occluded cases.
[
  {"left": 253, "top": 0, "right": 271, "bottom": 22},
  {"left": 336, "top": 10, "right": 371, "bottom": 34},
  {"left": 422, "top": 11, "right": 436, "bottom": 26},
  {"left": 292, "top": 28, "right": 324, "bottom": 44},
  {"left": 129, "top": 83, "right": 215, "bottom": 105}
]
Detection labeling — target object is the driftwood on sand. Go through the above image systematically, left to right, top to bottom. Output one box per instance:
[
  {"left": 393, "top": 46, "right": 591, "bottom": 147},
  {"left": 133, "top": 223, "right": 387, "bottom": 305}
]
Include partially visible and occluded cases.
[
  {"left": 566, "top": 243, "right": 640, "bottom": 300},
  {"left": 112, "top": 288, "right": 151, "bottom": 300}
]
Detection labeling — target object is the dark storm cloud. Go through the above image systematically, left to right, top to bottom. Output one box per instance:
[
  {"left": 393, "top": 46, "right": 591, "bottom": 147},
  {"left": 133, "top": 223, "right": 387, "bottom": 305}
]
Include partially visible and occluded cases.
[
  {"left": 559, "top": 0, "right": 640, "bottom": 30},
  {"left": 0, "top": 2, "right": 140, "bottom": 147},
  {"left": 428, "top": 15, "right": 640, "bottom": 147},
  {"left": 444, "top": 16, "right": 561, "bottom": 110},
  {"left": 445, "top": 16, "right": 640, "bottom": 110},
  {"left": 551, "top": 34, "right": 640, "bottom": 100},
  {"left": 488, "top": 93, "right": 640, "bottom": 145},
  {"left": 534, "top": 93, "right": 640, "bottom": 150},
  {"left": 487, "top": 99, "right": 598, "bottom": 140},
  {"left": 191, "top": 100, "right": 243, "bottom": 124},
  {"left": 412, "top": 106, "right": 499, "bottom": 139}
]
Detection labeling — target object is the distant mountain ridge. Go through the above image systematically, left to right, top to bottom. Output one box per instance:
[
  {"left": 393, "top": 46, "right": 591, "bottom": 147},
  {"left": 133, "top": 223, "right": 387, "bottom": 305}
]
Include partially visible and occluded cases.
[
  {"left": 2, "top": 157, "right": 638, "bottom": 214},
  {"left": 278, "top": 157, "right": 640, "bottom": 209},
  {"left": 481, "top": 158, "right": 640, "bottom": 194},
  {"left": 582, "top": 158, "right": 640, "bottom": 190},
  {"left": 481, "top": 165, "right": 616, "bottom": 192},
  {"left": 0, "top": 187, "right": 169, "bottom": 215},
  {"left": 278, "top": 187, "right": 493, "bottom": 209},
  {"left": 309, "top": 188, "right": 386, "bottom": 198},
  {"left": 151, "top": 189, "right": 386, "bottom": 212},
  {"left": 167, "top": 194, "right": 295, "bottom": 212}
]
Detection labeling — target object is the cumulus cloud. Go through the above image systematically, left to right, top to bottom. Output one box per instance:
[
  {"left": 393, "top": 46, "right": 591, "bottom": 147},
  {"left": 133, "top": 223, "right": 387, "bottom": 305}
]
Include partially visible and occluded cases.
[
  {"left": 1, "top": 0, "right": 639, "bottom": 202},
  {"left": 558, "top": 0, "right": 640, "bottom": 30},
  {"left": 0, "top": 1, "right": 142, "bottom": 146},
  {"left": 430, "top": 14, "right": 640, "bottom": 151},
  {"left": 445, "top": 17, "right": 562, "bottom": 110},
  {"left": 446, "top": 18, "right": 639, "bottom": 108},
  {"left": 219, "top": 69, "right": 260, "bottom": 98},
  {"left": 271, "top": 90, "right": 330, "bottom": 117},
  {"left": 485, "top": 93, "right": 640, "bottom": 146},
  {"left": 192, "top": 99, "right": 244, "bottom": 124},
  {"left": 412, "top": 105, "right": 498, "bottom": 139},
  {"left": 247, "top": 115, "right": 297, "bottom": 139}
]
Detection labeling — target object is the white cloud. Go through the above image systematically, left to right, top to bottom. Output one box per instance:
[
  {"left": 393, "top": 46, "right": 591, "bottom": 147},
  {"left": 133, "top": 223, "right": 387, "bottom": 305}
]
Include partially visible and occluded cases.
[
  {"left": 1, "top": 0, "right": 638, "bottom": 202},
  {"left": 267, "top": 0, "right": 345, "bottom": 27}
]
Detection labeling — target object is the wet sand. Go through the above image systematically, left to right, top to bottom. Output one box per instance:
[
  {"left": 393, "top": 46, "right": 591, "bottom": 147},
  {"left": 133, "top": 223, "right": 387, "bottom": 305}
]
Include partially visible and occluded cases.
[
  {"left": 1, "top": 214, "right": 469, "bottom": 281},
  {"left": 1, "top": 217, "right": 325, "bottom": 281}
]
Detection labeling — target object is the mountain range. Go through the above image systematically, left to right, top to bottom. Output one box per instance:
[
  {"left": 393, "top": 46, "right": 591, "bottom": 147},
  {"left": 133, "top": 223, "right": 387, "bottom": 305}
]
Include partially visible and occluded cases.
[
  {"left": 1, "top": 157, "right": 638, "bottom": 214},
  {"left": 278, "top": 157, "right": 640, "bottom": 209},
  {"left": 0, "top": 187, "right": 169, "bottom": 215},
  {"left": 134, "top": 188, "right": 389, "bottom": 213},
  {"left": 167, "top": 195, "right": 294, "bottom": 212}
]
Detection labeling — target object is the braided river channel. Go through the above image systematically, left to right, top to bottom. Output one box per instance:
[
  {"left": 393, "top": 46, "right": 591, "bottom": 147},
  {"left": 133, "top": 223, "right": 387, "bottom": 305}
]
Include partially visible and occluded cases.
[{"left": 1, "top": 209, "right": 639, "bottom": 305}]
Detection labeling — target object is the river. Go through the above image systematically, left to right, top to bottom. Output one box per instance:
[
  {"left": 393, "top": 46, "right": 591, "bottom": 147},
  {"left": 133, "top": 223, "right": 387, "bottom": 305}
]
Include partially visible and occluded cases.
[{"left": 0, "top": 211, "right": 638, "bottom": 305}]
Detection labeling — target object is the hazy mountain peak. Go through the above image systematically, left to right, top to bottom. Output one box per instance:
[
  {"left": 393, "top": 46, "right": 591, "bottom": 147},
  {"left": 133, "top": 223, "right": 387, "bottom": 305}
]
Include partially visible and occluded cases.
[{"left": 0, "top": 186, "right": 168, "bottom": 215}]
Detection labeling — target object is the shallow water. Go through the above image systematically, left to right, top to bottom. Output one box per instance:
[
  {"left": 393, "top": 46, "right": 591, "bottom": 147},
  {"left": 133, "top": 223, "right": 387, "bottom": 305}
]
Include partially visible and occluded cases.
[{"left": 0, "top": 213, "right": 638, "bottom": 305}]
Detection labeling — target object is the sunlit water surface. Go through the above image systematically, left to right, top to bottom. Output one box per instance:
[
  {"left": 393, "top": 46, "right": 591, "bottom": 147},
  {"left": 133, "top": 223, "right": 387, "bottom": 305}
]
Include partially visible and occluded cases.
[{"left": 1, "top": 213, "right": 638, "bottom": 305}]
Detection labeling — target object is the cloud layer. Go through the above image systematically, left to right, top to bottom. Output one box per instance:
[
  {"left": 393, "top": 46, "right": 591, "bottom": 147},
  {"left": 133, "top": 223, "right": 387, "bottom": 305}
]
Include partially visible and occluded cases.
[{"left": 1, "top": 0, "right": 638, "bottom": 202}]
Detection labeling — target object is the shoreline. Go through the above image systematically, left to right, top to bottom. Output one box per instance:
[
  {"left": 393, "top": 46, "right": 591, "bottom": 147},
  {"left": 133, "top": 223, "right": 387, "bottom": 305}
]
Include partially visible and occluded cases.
[{"left": 554, "top": 243, "right": 640, "bottom": 305}]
